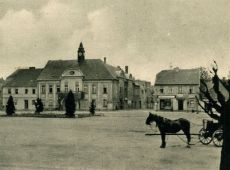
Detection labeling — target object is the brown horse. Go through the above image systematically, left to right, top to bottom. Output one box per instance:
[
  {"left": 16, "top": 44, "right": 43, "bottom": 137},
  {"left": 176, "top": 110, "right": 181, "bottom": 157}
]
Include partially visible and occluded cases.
[{"left": 146, "top": 112, "right": 191, "bottom": 148}]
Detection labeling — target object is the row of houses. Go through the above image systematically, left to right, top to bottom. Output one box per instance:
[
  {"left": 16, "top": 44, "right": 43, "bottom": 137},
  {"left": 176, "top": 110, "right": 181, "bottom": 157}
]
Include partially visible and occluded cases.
[
  {"left": 2, "top": 42, "right": 212, "bottom": 112},
  {"left": 2, "top": 43, "right": 153, "bottom": 111}
]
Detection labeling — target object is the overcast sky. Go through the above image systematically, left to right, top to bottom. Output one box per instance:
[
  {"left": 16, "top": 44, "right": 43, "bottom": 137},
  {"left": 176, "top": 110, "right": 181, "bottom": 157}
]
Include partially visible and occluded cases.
[{"left": 0, "top": 0, "right": 230, "bottom": 83}]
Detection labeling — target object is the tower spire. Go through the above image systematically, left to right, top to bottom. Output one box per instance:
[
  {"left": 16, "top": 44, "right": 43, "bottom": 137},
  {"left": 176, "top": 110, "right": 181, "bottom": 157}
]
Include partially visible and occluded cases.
[{"left": 77, "top": 42, "right": 85, "bottom": 63}]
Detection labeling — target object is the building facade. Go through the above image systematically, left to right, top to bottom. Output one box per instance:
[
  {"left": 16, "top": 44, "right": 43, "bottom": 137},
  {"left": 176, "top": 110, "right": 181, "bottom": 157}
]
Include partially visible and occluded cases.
[
  {"left": 2, "top": 43, "right": 152, "bottom": 111},
  {"left": 154, "top": 67, "right": 200, "bottom": 111},
  {"left": 2, "top": 68, "right": 42, "bottom": 110}
]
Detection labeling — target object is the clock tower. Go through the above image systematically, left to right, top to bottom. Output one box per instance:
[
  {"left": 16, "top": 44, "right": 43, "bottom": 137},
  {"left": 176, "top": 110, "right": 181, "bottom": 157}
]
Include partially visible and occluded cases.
[{"left": 77, "top": 42, "right": 85, "bottom": 63}]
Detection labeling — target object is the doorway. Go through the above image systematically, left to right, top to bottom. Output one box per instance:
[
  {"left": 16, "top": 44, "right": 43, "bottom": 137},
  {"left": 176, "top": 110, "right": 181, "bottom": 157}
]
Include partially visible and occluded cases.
[
  {"left": 178, "top": 99, "right": 184, "bottom": 111},
  {"left": 24, "top": 100, "right": 29, "bottom": 110}
]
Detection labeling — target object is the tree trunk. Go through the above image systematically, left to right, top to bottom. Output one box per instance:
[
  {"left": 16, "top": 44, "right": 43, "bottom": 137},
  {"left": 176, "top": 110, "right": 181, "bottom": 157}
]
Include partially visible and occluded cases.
[{"left": 220, "top": 107, "right": 230, "bottom": 170}]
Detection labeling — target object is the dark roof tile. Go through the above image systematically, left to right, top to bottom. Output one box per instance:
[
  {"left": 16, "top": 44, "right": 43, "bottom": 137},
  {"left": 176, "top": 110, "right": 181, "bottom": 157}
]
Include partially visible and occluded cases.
[
  {"left": 37, "top": 59, "right": 118, "bottom": 81},
  {"left": 4, "top": 68, "right": 42, "bottom": 87},
  {"left": 155, "top": 68, "right": 200, "bottom": 85}
]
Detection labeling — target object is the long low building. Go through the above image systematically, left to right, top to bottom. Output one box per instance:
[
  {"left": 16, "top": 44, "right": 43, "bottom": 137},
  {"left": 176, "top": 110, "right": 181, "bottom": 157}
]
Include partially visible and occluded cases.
[
  {"left": 2, "top": 43, "right": 152, "bottom": 111},
  {"left": 2, "top": 68, "right": 42, "bottom": 110}
]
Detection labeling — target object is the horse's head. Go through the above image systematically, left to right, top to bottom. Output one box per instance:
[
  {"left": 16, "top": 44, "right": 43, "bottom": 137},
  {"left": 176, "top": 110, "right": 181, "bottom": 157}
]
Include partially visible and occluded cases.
[{"left": 146, "top": 112, "right": 158, "bottom": 125}]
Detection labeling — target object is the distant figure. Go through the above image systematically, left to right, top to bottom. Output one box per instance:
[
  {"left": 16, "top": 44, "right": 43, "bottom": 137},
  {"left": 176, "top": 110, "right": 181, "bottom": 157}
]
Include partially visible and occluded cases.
[
  {"left": 35, "top": 98, "right": 44, "bottom": 114},
  {"left": 89, "top": 100, "right": 96, "bottom": 116}
]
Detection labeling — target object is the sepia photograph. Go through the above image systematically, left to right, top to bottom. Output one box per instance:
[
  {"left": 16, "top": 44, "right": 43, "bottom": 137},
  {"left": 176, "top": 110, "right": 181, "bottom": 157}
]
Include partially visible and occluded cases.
[{"left": 0, "top": 0, "right": 229, "bottom": 169}]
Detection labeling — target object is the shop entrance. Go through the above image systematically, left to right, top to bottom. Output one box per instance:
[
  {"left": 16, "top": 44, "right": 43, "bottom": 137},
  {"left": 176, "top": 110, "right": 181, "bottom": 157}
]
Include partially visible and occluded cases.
[{"left": 178, "top": 99, "right": 184, "bottom": 110}]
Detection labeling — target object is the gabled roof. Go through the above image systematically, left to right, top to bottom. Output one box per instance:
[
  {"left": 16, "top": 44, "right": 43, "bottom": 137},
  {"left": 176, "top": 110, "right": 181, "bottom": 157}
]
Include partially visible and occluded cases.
[
  {"left": 37, "top": 59, "right": 118, "bottom": 81},
  {"left": 104, "top": 63, "right": 120, "bottom": 79},
  {"left": 4, "top": 68, "right": 42, "bottom": 87},
  {"left": 155, "top": 68, "right": 200, "bottom": 85}
]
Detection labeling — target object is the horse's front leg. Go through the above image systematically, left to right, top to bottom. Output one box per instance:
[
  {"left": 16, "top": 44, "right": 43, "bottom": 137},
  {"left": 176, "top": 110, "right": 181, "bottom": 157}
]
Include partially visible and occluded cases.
[{"left": 160, "top": 132, "right": 166, "bottom": 148}]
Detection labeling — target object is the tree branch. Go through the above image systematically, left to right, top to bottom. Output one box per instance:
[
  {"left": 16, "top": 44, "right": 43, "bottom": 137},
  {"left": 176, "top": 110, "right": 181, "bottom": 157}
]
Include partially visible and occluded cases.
[
  {"left": 212, "top": 74, "right": 226, "bottom": 106},
  {"left": 199, "top": 84, "right": 222, "bottom": 112},
  {"left": 196, "top": 96, "right": 220, "bottom": 121}
]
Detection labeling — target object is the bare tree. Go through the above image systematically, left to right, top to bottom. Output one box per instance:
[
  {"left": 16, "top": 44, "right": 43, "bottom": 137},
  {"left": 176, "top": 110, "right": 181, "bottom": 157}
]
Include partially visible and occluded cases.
[{"left": 196, "top": 61, "right": 230, "bottom": 170}]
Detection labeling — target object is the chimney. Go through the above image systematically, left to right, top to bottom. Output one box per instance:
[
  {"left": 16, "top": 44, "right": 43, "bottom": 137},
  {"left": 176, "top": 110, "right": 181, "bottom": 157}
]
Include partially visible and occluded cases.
[
  {"left": 104, "top": 57, "right": 106, "bottom": 64},
  {"left": 169, "top": 62, "right": 173, "bottom": 69},
  {"left": 125, "top": 66, "right": 128, "bottom": 74},
  {"left": 174, "top": 67, "right": 180, "bottom": 72},
  {"left": 130, "top": 74, "right": 132, "bottom": 78}
]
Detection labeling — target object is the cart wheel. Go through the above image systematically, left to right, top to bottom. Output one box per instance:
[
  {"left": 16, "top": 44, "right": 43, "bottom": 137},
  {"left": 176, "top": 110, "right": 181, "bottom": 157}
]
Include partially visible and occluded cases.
[
  {"left": 198, "top": 128, "right": 212, "bottom": 145},
  {"left": 213, "top": 129, "right": 223, "bottom": 147}
]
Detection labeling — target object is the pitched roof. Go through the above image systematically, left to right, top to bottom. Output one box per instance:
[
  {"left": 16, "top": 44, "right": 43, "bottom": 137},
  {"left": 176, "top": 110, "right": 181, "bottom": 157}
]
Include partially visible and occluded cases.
[
  {"left": 37, "top": 59, "right": 118, "bottom": 81},
  {"left": 104, "top": 63, "right": 120, "bottom": 79},
  {"left": 4, "top": 68, "right": 42, "bottom": 87},
  {"left": 155, "top": 68, "right": 200, "bottom": 85}
]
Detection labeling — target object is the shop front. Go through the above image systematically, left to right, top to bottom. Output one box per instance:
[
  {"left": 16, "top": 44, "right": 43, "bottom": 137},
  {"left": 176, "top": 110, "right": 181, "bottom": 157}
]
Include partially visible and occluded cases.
[{"left": 158, "top": 96, "right": 175, "bottom": 111}]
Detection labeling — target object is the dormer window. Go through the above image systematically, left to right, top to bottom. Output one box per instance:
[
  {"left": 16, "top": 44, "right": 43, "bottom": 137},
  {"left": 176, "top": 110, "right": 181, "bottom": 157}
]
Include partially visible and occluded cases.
[{"left": 69, "top": 71, "right": 75, "bottom": 75}]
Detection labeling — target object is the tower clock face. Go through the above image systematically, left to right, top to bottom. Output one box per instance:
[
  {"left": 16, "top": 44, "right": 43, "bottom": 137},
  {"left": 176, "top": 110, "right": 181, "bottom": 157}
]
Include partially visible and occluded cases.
[{"left": 79, "top": 52, "right": 82, "bottom": 56}]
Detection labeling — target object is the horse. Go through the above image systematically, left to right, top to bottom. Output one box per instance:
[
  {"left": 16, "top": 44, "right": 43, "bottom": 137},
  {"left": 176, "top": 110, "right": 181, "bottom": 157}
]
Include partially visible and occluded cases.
[{"left": 145, "top": 112, "right": 191, "bottom": 148}]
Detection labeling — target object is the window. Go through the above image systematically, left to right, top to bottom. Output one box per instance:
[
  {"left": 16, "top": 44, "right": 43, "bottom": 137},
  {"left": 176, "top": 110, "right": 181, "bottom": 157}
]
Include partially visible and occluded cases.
[
  {"left": 65, "top": 82, "right": 68, "bottom": 92},
  {"left": 75, "top": 82, "right": 79, "bottom": 92},
  {"left": 92, "top": 84, "right": 97, "bottom": 94},
  {"left": 41, "top": 85, "right": 46, "bottom": 94},
  {"left": 49, "top": 85, "right": 53, "bottom": 94},
  {"left": 57, "top": 85, "right": 60, "bottom": 93},
  {"left": 84, "top": 85, "right": 88, "bottom": 93},
  {"left": 178, "top": 86, "right": 182, "bottom": 93},
  {"left": 103, "top": 87, "right": 107, "bottom": 94},
  {"left": 169, "top": 87, "right": 173, "bottom": 93},
  {"left": 189, "top": 87, "right": 193, "bottom": 94},
  {"left": 160, "top": 88, "right": 164, "bottom": 93},
  {"left": 8, "top": 89, "right": 11, "bottom": 94},
  {"left": 15, "top": 89, "right": 18, "bottom": 94},
  {"left": 25, "top": 89, "right": 28, "bottom": 94},
  {"left": 32, "top": 89, "right": 36, "bottom": 94},
  {"left": 14, "top": 99, "right": 17, "bottom": 105},
  {"left": 103, "top": 99, "right": 108, "bottom": 107},
  {"left": 160, "top": 99, "right": 172, "bottom": 110},
  {"left": 32, "top": 100, "right": 35, "bottom": 105},
  {"left": 188, "top": 100, "right": 195, "bottom": 108},
  {"left": 48, "top": 101, "right": 53, "bottom": 108}
]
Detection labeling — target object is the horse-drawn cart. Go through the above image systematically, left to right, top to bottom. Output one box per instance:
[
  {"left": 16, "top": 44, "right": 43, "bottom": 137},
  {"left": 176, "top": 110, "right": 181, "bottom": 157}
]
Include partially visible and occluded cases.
[{"left": 198, "top": 119, "right": 223, "bottom": 147}]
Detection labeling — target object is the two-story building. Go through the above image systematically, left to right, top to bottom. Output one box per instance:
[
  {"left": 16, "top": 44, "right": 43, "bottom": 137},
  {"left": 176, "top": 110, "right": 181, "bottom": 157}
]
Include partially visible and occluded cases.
[
  {"left": 36, "top": 43, "right": 121, "bottom": 110},
  {"left": 154, "top": 67, "right": 200, "bottom": 111},
  {"left": 2, "top": 68, "right": 42, "bottom": 110},
  {"left": 134, "top": 80, "right": 153, "bottom": 109}
]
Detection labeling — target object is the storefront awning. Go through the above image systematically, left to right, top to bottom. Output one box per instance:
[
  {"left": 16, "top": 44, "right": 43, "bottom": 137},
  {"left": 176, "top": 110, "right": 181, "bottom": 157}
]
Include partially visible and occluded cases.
[{"left": 158, "top": 95, "right": 175, "bottom": 99}]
